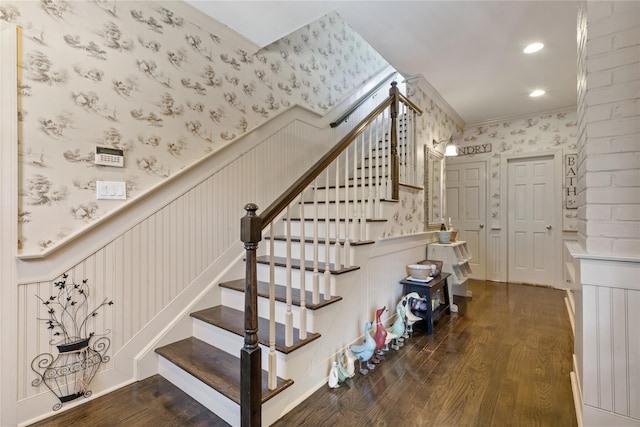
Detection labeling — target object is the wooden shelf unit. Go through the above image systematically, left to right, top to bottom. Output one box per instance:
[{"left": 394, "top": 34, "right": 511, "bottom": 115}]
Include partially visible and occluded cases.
[{"left": 427, "top": 241, "right": 473, "bottom": 307}]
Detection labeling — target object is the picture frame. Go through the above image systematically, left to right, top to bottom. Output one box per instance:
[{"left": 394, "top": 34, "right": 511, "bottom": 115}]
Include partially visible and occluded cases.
[{"left": 424, "top": 147, "right": 445, "bottom": 231}]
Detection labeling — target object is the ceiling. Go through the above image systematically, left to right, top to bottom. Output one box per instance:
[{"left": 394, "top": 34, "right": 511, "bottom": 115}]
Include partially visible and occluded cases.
[{"left": 185, "top": 1, "right": 578, "bottom": 126}]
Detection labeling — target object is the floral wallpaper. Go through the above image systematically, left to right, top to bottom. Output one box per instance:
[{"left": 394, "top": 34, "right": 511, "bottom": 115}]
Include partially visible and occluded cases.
[
  {"left": 0, "top": 1, "right": 388, "bottom": 254},
  {"left": 458, "top": 110, "right": 578, "bottom": 230},
  {"left": 380, "top": 187, "right": 424, "bottom": 238}
]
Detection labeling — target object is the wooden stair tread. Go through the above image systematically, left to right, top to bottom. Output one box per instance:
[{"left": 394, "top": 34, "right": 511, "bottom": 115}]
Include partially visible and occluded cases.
[
  {"left": 313, "top": 182, "right": 417, "bottom": 193},
  {"left": 314, "top": 183, "right": 386, "bottom": 190},
  {"left": 299, "top": 198, "right": 395, "bottom": 205},
  {"left": 284, "top": 217, "right": 387, "bottom": 223},
  {"left": 266, "top": 235, "right": 375, "bottom": 246},
  {"left": 256, "top": 255, "right": 360, "bottom": 275},
  {"left": 220, "top": 278, "right": 342, "bottom": 310},
  {"left": 191, "top": 306, "right": 321, "bottom": 354},
  {"left": 155, "top": 337, "right": 293, "bottom": 404}
]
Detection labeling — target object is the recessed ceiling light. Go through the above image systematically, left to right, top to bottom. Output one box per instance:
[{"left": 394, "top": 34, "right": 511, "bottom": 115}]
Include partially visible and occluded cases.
[
  {"left": 524, "top": 42, "right": 544, "bottom": 53},
  {"left": 530, "top": 89, "right": 546, "bottom": 97}
]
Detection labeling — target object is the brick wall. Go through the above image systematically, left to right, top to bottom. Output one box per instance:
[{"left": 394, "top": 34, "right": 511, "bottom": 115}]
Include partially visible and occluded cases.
[{"left": 578, "top": 1, "right": 640, "bottom": 257}]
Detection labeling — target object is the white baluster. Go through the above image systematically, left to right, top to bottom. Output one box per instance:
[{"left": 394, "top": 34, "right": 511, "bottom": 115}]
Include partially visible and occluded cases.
[
  {"left": 400, "top": 104, "right": 406, "bottom": 183},
  {"left": 406, "top": 105, "right": 412, "bottom": 184},
  {"left": 405, "top": 108, "right": 416, "bottom": 185},
  {"left": 385, "top": 109, "right": 393, "bottom": 200},
  {"left": 374, "top": 114, "right": 382, "bottom": 218},
  {"left": 367, "top": 120, "right": 374, "bottom": 219},
  {"left": 360, "top": 131, "right": 366, "bottom": 240},
  {"left": 351, "top": 139, "right": 360, "bottom": 242},
  {"left": 343, "top": 148, "right": 351, "bottom": 268},
  {"left": 333, "top": 158, "right": 341, "bottom": 270},
  {"left": 324, "top": 171, "right": 331, "bottom": 300},
  {"left": 312, "top": 180, "right": 320, "bottom": 305},
  {"left": 298, "top": 190, "right": 307, "bottom": 340},
  {"left": 285, "top": 205, "right": 293, "bottom": 347},
  {"left": 268, "top": 225, "right": 277, "bottom": 389}
]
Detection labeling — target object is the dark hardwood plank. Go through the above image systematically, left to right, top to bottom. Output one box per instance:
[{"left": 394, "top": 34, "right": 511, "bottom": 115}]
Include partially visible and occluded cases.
[
  {"left": 219, "top": 278, "right": 342, "bottom": 310},
  {"left": 272, "top": 280, "right": 577, "bottom": 427},
  {"left": 191, "top": 305, "right": 321, "bottom": 353},
  {"left": 155, "top": 337, "right": 293, "bottom": 404},
  {"left": 29, "top": 375, "right": 230, "bottom": 427}
]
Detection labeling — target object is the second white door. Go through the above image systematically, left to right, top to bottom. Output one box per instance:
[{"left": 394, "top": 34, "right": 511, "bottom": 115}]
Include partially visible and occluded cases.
[{"left": 507, "top": 156, "right": 555, "bottom": 285}]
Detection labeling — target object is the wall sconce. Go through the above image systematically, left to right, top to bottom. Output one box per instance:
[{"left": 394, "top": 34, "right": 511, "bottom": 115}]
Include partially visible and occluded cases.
[{"left": 433, "top": 137, "right": 458, "bottom": 157}]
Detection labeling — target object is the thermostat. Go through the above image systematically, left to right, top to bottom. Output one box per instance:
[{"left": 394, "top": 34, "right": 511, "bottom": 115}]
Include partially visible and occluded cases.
[{"left": 95, "top": 146, "right": 124, "bottom": 167}]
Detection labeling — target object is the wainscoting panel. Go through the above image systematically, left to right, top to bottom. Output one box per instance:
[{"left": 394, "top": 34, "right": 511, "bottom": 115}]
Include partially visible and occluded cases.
[
  {"left": 566, "top": 243, "right": 640, "bottom": 426},
  {"left": 582, "top": 283, "right": 640, "bottom": 420}
]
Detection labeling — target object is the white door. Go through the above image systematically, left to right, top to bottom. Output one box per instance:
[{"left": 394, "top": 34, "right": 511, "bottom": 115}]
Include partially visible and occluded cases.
[
  {"left": 507, "top": 156, "right": 555, "bottom": 285},
  {"left": 445, "top": 161, "right": 486, "bottom": 279}
]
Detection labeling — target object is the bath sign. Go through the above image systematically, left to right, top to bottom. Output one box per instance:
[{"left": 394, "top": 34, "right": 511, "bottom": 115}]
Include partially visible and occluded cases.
[{"left": 565, "top": 154, "right": 577, "bottom": 209}]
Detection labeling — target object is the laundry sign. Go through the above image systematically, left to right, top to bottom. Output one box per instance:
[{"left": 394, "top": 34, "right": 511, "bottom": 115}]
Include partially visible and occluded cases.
[
  {"left": 458, "top": 143, "right": 492, "bottom": 156},
  {"left": 565, "top": 153, "right": 577, "bottom": 209}
]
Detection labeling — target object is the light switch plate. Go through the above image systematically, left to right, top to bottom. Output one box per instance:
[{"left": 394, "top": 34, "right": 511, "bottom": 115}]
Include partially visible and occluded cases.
[{"left": 96, "top": 181, "right": 126, "bottom": 200}]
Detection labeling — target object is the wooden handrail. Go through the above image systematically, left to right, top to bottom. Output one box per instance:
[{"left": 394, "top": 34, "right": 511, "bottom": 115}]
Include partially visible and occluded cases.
[
  {"left": 329, "top": 71, "right": 397, "bottom": 128},
  {"left": 398, "top": 92, "right": 422, "bottom": 115}
]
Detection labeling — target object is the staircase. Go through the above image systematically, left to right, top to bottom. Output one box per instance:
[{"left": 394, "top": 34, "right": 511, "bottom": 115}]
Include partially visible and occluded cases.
[{"left": 153, "top": 82, "right": 421, "bottom": 426}]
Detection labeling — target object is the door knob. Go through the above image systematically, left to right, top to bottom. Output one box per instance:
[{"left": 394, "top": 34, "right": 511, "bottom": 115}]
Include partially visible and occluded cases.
[
  {"left": 479, "top": 224, "right": 484, "bottom": 229},
  {"left": 546, "top": 225, "right": 552, "bottom": 230}
]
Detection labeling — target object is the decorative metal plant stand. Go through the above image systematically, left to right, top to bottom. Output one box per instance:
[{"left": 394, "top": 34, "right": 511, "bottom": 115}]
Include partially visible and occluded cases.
[
  {"left": 30, "top": 274, "right": 113, "bottom": 410},
  {"left": 32, "top": 337, "right": 110, "bottom": 410}
]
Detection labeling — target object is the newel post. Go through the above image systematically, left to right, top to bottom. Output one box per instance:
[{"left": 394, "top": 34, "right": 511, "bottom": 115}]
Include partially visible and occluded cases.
[
  {"left": 389, "top": 81, "right": 400, "bottom": 200},
  {"left": 240, "top": 203, "right": 262, "bottom": 427}
]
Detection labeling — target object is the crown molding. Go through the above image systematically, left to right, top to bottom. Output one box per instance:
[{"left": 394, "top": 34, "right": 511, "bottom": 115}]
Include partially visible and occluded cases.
[
  {"left": 403, "top": 74, "right": 465, "bottom": 129},
  {"left": 464, "top": 105, "right": 577, "bottom": 129}
]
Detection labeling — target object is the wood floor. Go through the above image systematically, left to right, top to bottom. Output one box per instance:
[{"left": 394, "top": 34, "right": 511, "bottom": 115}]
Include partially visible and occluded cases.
[{"left": 30, "top": 280, "right": 577, "bottom": 427}]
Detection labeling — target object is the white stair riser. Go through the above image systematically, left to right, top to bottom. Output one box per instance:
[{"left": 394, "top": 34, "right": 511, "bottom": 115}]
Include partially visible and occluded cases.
[
  {"left": 302, "top": 184, "right": 387, "bottom": 203},
  {"left": 298, "top": 199, "right": 379, "bottom": 220},
  {"left": 286, "top": 219, "right": 373, "bottom": 241},
  {"left": 267, "top": 239, "right": 355, "bottom": 265},
  {"left": 256, "top": 263, "right": 334, "bottom": 294},
  {"left": 221, "top": 286, "right": 320, "bottom": 332},
  {"left": 192, "top": 318, "right": 289, "bottom": 378},
  {"left": 158, "top": 356, "right": 240, "bottom": 427}
]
